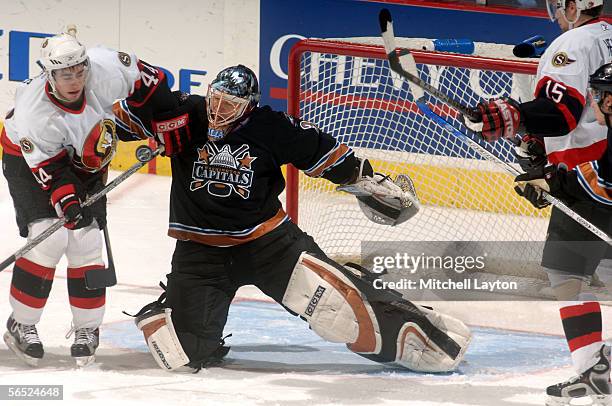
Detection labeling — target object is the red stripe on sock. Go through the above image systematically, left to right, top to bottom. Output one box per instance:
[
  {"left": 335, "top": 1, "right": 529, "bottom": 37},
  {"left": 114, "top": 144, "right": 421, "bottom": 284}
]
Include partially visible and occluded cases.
[
  {"left": 15, "top": 258, "right": 55, "bottom": 280},
  {"left": 67, "top": 265, "right": 105, "bottom": 279},
  {"left": 10, "top": 286, "right": 48, "bottom": 309},
  {"left": 69, "top": 296, "right": 105, "bottom": 309},
  {"left": 560, "top": 302, "right": 601, "bottom": 319},
  {"left": 568, "top": 332, "right": 603, "bottom": 352}
]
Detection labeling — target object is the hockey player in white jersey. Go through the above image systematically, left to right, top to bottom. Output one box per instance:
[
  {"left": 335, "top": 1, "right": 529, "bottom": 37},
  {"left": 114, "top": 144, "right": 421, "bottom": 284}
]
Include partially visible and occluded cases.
[
  {"left": 465, "top": 1, "right": 611, "bottom": 404},
  {"left": 1, "top": 27, "right": 190, "bottom": 367},
  {"left": 513, "top": 63, "right": 612, "bottom": 406}
]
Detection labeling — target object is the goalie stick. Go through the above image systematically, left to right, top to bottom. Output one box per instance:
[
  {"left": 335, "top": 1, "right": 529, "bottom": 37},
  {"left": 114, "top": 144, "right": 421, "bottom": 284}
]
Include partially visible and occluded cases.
[
  {"left": 378, "top": 8, "right": 612, "bottom": 245},
  {"left": 0, "top": 145, "right": 162, "bottom": 273}
]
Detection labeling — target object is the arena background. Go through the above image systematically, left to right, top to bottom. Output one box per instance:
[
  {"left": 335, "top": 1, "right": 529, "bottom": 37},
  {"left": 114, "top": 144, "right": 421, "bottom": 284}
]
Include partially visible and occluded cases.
[{"left": 0, "top": 0, "right": 596, "bottom": 175}]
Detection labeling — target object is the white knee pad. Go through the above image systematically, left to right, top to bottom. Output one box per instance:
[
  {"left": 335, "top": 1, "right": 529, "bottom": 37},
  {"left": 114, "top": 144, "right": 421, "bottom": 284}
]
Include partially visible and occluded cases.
[
  {"left": 23, "top": 218, "right": 68, "bottom": 267},
  {"left": 66, "top": 223, "right": 103, "bottom": 268},
  {"left": 282, "top": 253, "right": 382, "bottom": 354}
]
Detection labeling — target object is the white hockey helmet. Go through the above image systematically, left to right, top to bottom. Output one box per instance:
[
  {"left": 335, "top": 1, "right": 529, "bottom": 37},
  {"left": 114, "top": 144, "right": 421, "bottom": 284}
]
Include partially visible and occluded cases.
[
  {"left": 546, "top": 0, "right": 604, "bottom": 24},
  {"left": 39, "top": 26, "right": 89, "bottom": 96}
]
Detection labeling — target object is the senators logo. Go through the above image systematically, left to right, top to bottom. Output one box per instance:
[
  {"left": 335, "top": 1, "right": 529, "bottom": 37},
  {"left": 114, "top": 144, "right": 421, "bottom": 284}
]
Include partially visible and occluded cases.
[
  {"left": 117, "top": 51, "right": 131, "bottom": 67},
  {"left": 551, "top": 52, "right": 576, "bottom": 67},
  {"left": 76, "top": 119, "right": 118, "bottom": 172},
  {"left": 19, "top": 138, "right": 34, "bottom": 153},
  {"left": 190, "top": 143, "right": 256, "bottom": 199}
]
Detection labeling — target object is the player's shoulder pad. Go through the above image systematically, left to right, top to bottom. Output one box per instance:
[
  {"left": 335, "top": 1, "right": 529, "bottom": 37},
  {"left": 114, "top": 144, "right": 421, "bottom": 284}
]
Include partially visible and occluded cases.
[
  {"left": 547, "top": 25, "right": 598, "bottom": 57},
  {"left": 87, "top": 46, "right": 137, "bottom": 77}
]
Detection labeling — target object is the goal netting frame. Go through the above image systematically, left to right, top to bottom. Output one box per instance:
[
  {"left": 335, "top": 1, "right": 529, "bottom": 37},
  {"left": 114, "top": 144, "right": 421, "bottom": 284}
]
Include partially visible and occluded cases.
[{"left": 284, "top": 37, "right": 546, "bottom": 280}]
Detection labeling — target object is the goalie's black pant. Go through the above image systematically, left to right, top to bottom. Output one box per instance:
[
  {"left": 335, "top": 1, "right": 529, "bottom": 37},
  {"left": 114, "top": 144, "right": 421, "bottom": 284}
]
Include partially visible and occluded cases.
[{"left": 166, "top": 220, "right": 325, "bottom": 365}]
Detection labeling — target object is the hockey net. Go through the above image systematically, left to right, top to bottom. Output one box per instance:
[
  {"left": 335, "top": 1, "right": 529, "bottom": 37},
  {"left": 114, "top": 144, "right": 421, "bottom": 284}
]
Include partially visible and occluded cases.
[{"left": 285, "top": 38, "right": 547, "bottom": 279}]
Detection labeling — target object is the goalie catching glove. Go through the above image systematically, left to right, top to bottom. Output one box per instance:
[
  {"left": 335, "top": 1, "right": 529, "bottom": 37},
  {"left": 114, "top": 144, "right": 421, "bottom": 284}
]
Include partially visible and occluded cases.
[{"left": 337, "top": 159, "right": 420, "bottom": 226}]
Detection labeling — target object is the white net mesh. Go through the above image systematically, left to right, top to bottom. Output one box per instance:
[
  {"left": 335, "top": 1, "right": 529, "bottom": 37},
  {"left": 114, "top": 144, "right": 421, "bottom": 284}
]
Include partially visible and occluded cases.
[{"left": 288, "top": 38, "right": 548, "bottom": 277}]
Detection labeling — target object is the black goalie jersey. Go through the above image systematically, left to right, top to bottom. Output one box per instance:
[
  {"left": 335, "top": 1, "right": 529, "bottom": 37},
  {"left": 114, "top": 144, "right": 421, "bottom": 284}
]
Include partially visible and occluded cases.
[{"left": 167, "top": 102, "right": 360, "bottom": 247}]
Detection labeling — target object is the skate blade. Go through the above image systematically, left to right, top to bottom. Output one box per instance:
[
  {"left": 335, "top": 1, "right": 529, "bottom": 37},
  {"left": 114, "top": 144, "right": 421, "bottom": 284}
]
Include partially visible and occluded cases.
[
  {"left": 3, "top": 331, "right": 41, "bottom": 367},
  {"left": 74, "top": 355, "right": 95, "bottom": 368},
  {"left": 546, "top": 394, "right": 612, "bottom": 406},
  {"left": 591, "top": 394, "right": 612, "bottom": 406},
  {"left": 545, "top": 396, "right": 569, "bottom": 406}
]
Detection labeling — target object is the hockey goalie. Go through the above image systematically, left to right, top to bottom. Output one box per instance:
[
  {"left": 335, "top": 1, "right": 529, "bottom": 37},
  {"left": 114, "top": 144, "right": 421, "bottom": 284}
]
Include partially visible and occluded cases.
[{"left": 128, "top": 65, "right": 471, "bottom": 373}]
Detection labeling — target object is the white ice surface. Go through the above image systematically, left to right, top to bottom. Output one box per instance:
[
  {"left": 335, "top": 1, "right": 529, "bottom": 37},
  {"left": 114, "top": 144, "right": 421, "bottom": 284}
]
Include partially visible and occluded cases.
[{"left": 0, "top": 171, "right": 610, "bottom": 406}]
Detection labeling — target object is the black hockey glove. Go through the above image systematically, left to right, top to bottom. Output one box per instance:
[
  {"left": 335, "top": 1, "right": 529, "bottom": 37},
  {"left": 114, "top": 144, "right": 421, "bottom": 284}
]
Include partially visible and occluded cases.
[
  {"left": 513, "top": 134, "right": 547, "bottom": 172},
  {"left": 514, "top": 165, "right": 581, "bottom": 209},
  {"left": 513, "top": 166, "right": 554, "bottom": 209}
]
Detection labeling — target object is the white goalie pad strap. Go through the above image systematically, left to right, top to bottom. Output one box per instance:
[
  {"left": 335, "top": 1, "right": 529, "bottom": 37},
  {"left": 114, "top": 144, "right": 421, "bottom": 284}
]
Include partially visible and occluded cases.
[
  {"left": 282, "top": 253, "right": 382, "bottom": 354},
  {"left": 396, "top": 307, "right": 472, "bottom": 372},
  {"left": 136, "top": 308, "right": 190, "bottom": 371}
]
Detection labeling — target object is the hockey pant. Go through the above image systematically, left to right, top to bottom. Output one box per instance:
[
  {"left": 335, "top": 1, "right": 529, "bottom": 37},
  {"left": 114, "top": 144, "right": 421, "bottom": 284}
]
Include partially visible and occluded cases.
[{"left": 9, "top": 219, "right": 106, "bottom": 329}]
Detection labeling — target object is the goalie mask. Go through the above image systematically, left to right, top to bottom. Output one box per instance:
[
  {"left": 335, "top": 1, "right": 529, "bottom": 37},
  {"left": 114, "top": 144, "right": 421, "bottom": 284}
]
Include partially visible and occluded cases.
[
  {"left": 546, "top": 0, "right": 603, "bottom": 25},
  {"left": 38, "top": 26, "right": 90, "bottom": 102},
  {"left": 206, "top": 65, "right": 260, "bottom": 142}
]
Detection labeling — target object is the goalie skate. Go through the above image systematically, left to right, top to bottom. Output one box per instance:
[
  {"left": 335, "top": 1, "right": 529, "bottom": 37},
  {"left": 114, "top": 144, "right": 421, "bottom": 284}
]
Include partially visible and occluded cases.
[{"left": 545, "top": 345, "right": 612, "bottom": 406}]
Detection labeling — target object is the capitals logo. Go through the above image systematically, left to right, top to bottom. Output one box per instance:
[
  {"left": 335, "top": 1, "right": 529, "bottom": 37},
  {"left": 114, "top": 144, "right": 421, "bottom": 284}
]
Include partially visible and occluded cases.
[{"left": 190, "top": 143, "right": 257, "bottom": 199}]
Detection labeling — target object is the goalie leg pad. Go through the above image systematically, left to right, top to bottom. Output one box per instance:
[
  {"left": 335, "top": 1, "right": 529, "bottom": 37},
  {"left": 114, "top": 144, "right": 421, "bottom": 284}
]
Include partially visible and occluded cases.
[
  {"left": 282, "top": 253, "right": 382, "bottom": 353},
  {"left": 282, "top": 254, "right": 471, "bottom": 372},
  {"left": 393, "top": 305, "right": 472, "bottom": 372},
  {"left": 136, "top": 307, "right": 189, "bottom": 371}
]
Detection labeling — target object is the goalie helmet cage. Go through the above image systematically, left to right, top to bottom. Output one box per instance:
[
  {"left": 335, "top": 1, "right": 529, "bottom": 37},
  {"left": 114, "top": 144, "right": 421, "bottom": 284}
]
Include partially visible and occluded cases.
[{"left": 285, "top": 37, "right": 546, "bottom": 281}]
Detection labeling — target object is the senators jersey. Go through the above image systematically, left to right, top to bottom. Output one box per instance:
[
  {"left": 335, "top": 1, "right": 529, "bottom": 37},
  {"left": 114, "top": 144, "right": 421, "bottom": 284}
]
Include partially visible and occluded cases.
[
  {"left": 522, "top": 19, "right": 612, "bottom": 169},
  {"left": 0, "top": 46, "right": 170, "bottom": 189},
  {"left": 167, "top": 105, "right": 359, "bottom": 247}
]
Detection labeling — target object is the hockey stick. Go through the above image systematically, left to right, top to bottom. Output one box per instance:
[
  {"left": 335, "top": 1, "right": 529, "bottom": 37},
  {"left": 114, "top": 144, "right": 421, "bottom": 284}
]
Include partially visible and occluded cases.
[
  {"left": 378, "top": 8, "right": 612, "bottom": 245},
  {"left": 378, "top": 9, "right": 480, "bottom": 122},
  {"left": 0, "top": 145, "right": 161, "bottom": 272},
  {"left": 83, "top": 225, "right": 117, "bottom": 290}
]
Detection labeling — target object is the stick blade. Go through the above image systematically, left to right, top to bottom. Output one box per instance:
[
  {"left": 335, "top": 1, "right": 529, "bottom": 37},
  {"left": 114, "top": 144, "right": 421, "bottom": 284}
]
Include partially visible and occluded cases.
[{"left": 85, "top": 267, "right": 117, "bottom": 290}]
